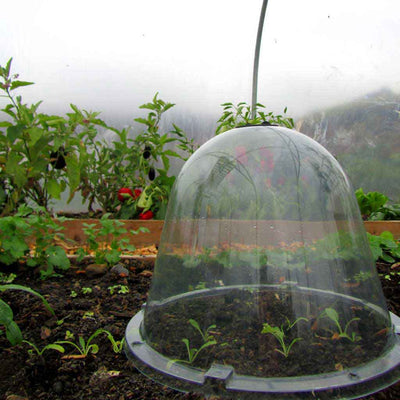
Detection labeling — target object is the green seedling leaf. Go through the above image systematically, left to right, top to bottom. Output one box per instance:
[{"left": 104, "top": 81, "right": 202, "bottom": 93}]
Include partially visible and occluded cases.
[
  {"left": 0, "top": 284, "right": 55, "bottom": 315},
  {"left": 0, "top": 298, "right": 13, "bottom": 325},
  {"left": 324, "top": 307, "right": 339, "bottom": 323},
  {"left": 5, "top": 320, "right": 23, "bottom": 345}
]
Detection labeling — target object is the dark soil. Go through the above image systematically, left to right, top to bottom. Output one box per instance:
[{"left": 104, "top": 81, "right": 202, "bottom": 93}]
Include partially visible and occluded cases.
[
  {"left": 0, "top": 260, "right": 400, "bottom": 400},
  {"left": 145, "top": 288, "right": 389, "bottom": 377}
]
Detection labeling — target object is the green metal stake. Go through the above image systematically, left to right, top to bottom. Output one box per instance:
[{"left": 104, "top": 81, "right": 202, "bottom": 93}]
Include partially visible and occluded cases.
[{"left": 252, "top": 0, "right": 269, "bottom": 120}]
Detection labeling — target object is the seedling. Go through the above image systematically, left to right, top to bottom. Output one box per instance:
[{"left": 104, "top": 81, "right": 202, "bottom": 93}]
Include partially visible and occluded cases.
[
  {"left": 76, "top": 214, "right": 148, "bottom": 265},
  {"left": 0, "top": 273, "right": 16, "bottom": 284},
  {"left": 0, "top": 283, "right": 55, "bottom": 346},
  {"left": 108, "top": 285, "right": 129, "bottom": 295},
  {"left": 81, "top": 287, "right": 92, "bottom": 295},
  {"left": 321, "top": 307, "right": 361, "bottom": 342},
  {"left": 82, "top": 311, "right": 95, "bottom": 320},
  {"left": 261, "top": 317, "right": 308, "bottom": 358},
  {"left": 168, "top": 319, "right": 217, "bottom": 367},
  {"left": 188, "top": 319, "right": 216, "bottom": 343},
  {"left": 55, "top": 328, "right": 124, "bottom": 358},
  {"left": 23, "top": 340, "right": 65, "bottom": 356}
]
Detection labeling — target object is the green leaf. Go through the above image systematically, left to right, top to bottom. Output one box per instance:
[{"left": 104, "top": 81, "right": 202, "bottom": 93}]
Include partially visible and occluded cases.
[
  {"left": 4, "top": 58, "right": 13, "bottom": 78},
  {"left": 10, "top": 80, "right": 34, "bottom": 91},
  {"left": 134, "top": 117, "right": 151, "bottom": 126},
  {"left": 7, "top": 124, "right": 24, "bottom": 142},
  {"left": 26, "top": 127, "right": 44, "bottom": 147},
  {"left": 65, "top": 152, "right": 80, "bottom": 196},
  {"left": 5, "top": 153, "right": 27, "bottom": 188},
  {"left": 46, "top": 179, "right": 63, "bottom": 200},
  {"left": 380, "top": 231, "right": 394, "bottom": 241},
  {"left": 46, "top": 246, "right": 70, "bottom": 270},
  {"left": 0, "top": 284, "right": 55, "bottom": 315},
  {"left": 0, "top": 298, "right": 13, "bottom": 325},
  {"left": 325, "top": 307, "right": 339, "bottom": 322},
  {"left": 6, "top": 320, "right": 23, "bottom": 345},
  {"left": 45, "top": 344, "right": 65, "bottom": 353}
]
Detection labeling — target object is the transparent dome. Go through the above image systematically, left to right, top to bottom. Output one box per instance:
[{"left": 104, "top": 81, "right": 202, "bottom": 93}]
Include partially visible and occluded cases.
[{"left": 125, "top": 126, "right": 400, "bottom": 399}]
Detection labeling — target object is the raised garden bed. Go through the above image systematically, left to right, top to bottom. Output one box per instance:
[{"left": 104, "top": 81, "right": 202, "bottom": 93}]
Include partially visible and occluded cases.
[
  {"left": 47, "top": 219, "right": 399, "bottom": 250},
  {"left": 1, "top": 258, "right": 400, "bottom": 399}
]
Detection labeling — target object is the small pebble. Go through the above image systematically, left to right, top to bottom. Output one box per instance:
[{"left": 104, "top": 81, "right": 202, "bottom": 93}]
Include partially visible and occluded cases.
[
  {"left": 86, "top": 263, "right": 108, "bottom": 277},
  {"left": 110, "top": 263, "right": 130, "bottom": 277},
  {"left": 52, "top": 381, "right": 63, "bottom": 394}
]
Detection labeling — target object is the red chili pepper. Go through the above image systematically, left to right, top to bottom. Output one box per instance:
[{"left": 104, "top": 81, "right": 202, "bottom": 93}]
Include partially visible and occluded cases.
[
  {"left": 117, "top": 188, "right": 134, "bottom": 202},
  {"left": 134, "top": 188, "right": 142, "bottom": 198},
  {"left": 139, "top": 210, "right": 154, "bottom": 220}
]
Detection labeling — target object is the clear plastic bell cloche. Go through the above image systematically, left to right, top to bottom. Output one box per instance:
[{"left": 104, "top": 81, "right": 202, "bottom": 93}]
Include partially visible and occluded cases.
[{"left": 125, "top": 125, "right": 400, "bottom": 399}]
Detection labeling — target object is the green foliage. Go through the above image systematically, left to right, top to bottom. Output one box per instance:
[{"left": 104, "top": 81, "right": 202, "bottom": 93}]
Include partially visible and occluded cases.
[
  {"left": 0, "top": 58, "right": 82, "bottom": 214},
  {"left": 0, "top": 58, "right": 196, "bottom": 218},
  {"left": 77, "top": 93, "right": 195, "bottom": 218},
  {"left": 216, "top": 101, "right": 294, "bottom": 135},
  {"left": 355, "top": 188, "right": 389, "bottom": 219},
  {"left": 372, "top": 204, "right": 400, "bottom": 221},
  {"left": 0, "top": 205, "right": 70, "bottom": 278},
  {"left": 0, "top": 206, "right": 31, "bottom": 264},
  {"left": 25, "top": 208, "right": 70, "bottom": 278},
  {"left": 76, "top": 213, "right": 148, "bottom": 265},
  {"left": 367, "top": 231, "right": 400, "bottom": 263},
  {"left": 0, "top": 272, "right": 16, "bottom": 283},
  {"left": 0, "top": 283, "right": 55, "bottom": 346},
  {"left": 108, "top": 284, "right": 129, "bottom": 295},
  {"left": 81, "top": 287, "right": 92, "bottom": 295},
  {"left": 321, "top": 307, "right": 361, "bottom": 342},
  {"left": 261, "top": 317, "right": 308, "bottom": 358},
  {"left": 168, "top": 319, "right": 217, "bottom": 367},
  {"left": 55, "top": 328, "right": 124, "bottom": 357},
  {"left": 23, "top": 340, "right": 65, "bottom": 356}
]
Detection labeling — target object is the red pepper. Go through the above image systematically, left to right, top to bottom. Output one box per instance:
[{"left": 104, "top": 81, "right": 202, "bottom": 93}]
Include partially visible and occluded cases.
[
  {"left": 117, "top": 188, "right": 134, "bottom": 202},
  {"left": 118, "top": 188, "right": 142, "bottom": 202},
  {"left": 139, "top": 210, "right": 154, "bottom": 220}
]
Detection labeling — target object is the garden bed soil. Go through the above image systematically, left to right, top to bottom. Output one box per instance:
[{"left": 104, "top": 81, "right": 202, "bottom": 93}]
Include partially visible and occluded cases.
[{"left": 1, "top": 259, "right": 400, "bottom": 400}]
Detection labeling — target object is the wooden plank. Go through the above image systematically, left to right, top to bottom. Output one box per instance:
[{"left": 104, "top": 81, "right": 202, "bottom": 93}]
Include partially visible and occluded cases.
[
  {"left": 55, "top": 219, "right": 164, "bottom": 247},
  {"left": 364, "top": 221, "right": 400, "bottom": 239}
]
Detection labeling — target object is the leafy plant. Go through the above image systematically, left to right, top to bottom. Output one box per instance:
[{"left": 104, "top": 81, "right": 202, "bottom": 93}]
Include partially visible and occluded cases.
[
  {"left": 0, "top": 58, "right": 81, "bottom": 214},
  {"left": 77, "top": 93, "right": 196, "bottom": 218},
  {"left": 216, "top": 101, "right": 294, "bottom": 135},
  {"left": 355, "top": 188, "right": 389, "bottom": 220},
  {"left": 372, "top": 204, "right": 400, "bottom": 221},
  {"left": 0, "top": 205, "right": 32, "bottom": 264},
  {"left": 0, "top": 205, "right": 70, "bottom": 278},
  {"left": 24, "top": 208, "right": 70, "bottom": 278},
  {"left": 76, "top": 213, "right": 148, "bottom": 265},
  {"left": 367, "top": 231, "right": 400, "bottom": 263},
  {"left": 0, "top": 272, "right": 16, "bottom": 284},
  {"left": 0, "top": 283, "right": 55, "bottom": 345},
  {"left": 108, "top": 284, "right": 129, "bottom": 295},
  {"left": 321, "top": 307, "right": 361, "bottom": 342},
  {"left": 261, "top": 317, "right": 308, "bottom": 358},
  {"left": 168, "top": 319, "right": 217, "bottom": 367},
  {"left": 55, "top": 328, "right": 124, "bottom": 358},
  {"left": 23, "top": 340, "right": 65, "bottom": 356}
]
